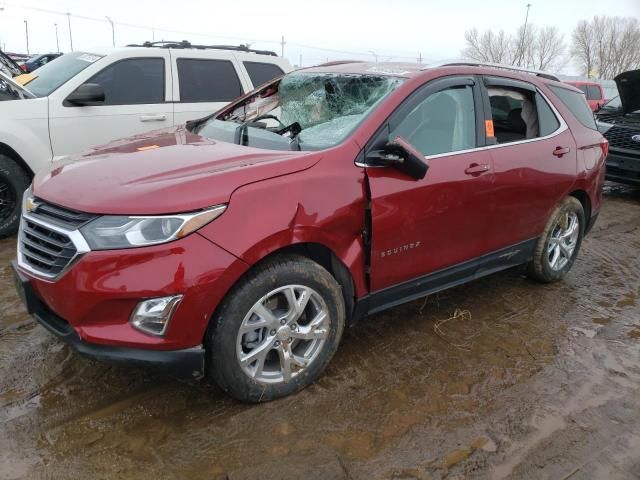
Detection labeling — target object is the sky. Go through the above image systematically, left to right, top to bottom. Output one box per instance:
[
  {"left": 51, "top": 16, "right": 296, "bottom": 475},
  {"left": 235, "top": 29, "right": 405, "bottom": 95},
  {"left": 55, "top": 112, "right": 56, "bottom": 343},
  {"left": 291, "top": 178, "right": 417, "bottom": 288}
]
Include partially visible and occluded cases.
[{"left": 0, "top": 0, "right": 638, "bottom": 73}]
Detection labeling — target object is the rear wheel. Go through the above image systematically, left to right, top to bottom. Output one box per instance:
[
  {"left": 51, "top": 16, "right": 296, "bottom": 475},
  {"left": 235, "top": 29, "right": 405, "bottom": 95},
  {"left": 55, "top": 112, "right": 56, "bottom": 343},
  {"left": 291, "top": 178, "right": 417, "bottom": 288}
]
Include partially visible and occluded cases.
[
  {"left": 0, "top": 154, "right": 30, "bottom": 238},
  {"left": 527, "top": 196, "right": 585, "bottom": 283},
  {"left": 207, "top": 255, "right": 345, "bottom": 403}
]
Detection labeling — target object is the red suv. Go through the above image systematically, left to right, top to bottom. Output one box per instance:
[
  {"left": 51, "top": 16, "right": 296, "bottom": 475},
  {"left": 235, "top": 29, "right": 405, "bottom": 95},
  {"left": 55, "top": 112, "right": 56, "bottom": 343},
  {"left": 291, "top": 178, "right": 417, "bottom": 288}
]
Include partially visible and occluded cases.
[
  {"left": 12, "top": 62, "right": 607, "bottom": 402},
  {"left": 565, "top": 81, "right": 607, "bottom": 111}
]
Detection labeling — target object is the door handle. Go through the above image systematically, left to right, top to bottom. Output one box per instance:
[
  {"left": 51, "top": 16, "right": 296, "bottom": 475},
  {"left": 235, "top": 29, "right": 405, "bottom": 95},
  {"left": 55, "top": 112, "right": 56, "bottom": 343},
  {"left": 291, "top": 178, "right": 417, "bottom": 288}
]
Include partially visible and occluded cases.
[
  {"left": 139, "top": 114, "right": 167, "bottom": 122},
  {"left": 552, "top": 146, "right": 571, "bottom": 158},
  {"left": 464, "top": 163, "right": 490, "bottom": 175}
]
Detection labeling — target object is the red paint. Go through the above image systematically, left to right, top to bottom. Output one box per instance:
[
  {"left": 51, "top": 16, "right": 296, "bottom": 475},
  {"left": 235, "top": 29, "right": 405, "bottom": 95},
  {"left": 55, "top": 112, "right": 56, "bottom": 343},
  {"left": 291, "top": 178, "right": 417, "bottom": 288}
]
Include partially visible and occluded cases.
[
  {"left": 21, "top": 63, "right": 607, "bottom": 351},
  {"left": 564, "top": 81, "right": 607, "bottom": 111}
]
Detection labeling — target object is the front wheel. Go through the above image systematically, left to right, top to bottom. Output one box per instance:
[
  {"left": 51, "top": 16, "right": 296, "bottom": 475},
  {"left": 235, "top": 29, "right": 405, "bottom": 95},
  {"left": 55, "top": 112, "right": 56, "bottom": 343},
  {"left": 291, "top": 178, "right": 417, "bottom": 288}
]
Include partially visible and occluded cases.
[
  {"left": 0, "top": 154, "right": 30, "bottom": 238},
  {"left": 527, "top": 196, "right": 585, "bottom": 283},
  {"left": 207, "top": 255, "right": 345, "bottom": 403}
]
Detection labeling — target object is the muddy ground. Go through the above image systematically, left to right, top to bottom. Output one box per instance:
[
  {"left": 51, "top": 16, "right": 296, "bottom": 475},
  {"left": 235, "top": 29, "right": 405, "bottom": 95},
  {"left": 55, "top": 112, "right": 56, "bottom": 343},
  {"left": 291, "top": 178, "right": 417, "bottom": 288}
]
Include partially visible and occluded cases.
[{"left": 1, "top": 185, "right": 639, "bottom": 480}]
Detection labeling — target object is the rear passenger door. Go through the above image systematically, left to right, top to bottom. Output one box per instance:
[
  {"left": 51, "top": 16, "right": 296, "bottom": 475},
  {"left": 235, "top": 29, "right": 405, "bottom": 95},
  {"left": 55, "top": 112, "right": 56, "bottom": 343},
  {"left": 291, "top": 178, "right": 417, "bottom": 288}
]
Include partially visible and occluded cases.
[
  {"left": 171, "top": 50, "right": 250, "bottom": 125},
  {"left": 482, "top": 76, "right": 577, "bottom": 253}
]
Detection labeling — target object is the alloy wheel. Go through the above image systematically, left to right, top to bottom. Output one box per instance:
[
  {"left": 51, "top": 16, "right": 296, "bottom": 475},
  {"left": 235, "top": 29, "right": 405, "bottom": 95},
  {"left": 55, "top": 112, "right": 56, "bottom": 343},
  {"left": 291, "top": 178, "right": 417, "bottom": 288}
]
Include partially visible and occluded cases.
[
  {"left": 547, "top": 212, "right": 579, "bottom": 271},
  {"left": 236, "top": 285, "right": 330, "bottom": 384}
]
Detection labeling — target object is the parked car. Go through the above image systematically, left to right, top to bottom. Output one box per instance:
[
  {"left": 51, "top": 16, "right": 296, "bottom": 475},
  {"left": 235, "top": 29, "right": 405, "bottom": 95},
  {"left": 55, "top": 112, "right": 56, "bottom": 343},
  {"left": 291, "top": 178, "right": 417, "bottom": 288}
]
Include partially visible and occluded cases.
[
  {"left": 0, "top": 41, "right": 291, "bottom": 236},
  {"left": 0, "top": 49, "right": 22, "bottom": 77},
  {"left": 20, "top": 53, "right": 63, "bottom": 73},
  {"left": 12, "top": 61, "right": 607, "bottom": 403},
  {"left": 595, "top": 69, "right": 640, "bottom": 186},
  {"left": 565, "top": 81, "right": 606, "bottom": 111}
]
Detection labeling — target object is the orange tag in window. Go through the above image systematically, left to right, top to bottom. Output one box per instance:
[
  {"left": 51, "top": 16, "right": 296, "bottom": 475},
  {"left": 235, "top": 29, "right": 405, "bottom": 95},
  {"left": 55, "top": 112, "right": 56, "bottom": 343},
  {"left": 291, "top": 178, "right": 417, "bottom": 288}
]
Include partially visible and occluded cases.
[{"left": 485, "top": 119, "right": 495, "bottom": 138}]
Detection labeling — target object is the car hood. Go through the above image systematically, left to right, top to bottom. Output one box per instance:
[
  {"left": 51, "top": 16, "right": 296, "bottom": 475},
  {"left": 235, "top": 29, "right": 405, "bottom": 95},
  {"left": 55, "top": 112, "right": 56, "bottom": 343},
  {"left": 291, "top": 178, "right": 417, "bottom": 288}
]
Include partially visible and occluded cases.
[
  {"left": 615, "top": 69, "right": 640, "bottom": 114},
  {"left": 33, "top": 126, "right": 320, "bottom": 215}
]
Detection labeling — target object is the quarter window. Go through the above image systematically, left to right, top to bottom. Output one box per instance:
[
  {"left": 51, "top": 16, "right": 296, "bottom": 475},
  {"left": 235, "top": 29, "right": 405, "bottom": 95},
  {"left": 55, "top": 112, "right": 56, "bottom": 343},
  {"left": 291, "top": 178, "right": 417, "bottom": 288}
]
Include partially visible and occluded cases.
[
  {"left": 87, "top": 58, "right": 165, "bottom": 105},
  {"left": 177, "top": 59, "right": 242, "bottom": 103},
  {"left": 243, "top": 61, "right": 284, "bottom": 87},
  {"left": 549, "top": 85, "right": 597, "bottom": 130},
  {"left": 390, "top": 86, "right": 476, "bottom": 156}
]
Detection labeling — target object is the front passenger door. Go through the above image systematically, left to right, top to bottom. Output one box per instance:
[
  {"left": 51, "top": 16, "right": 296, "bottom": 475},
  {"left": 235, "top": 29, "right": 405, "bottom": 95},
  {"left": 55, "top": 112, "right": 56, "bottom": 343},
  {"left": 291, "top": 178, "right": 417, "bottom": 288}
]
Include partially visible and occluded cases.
[{"left": 367, "top": 76, "right": 495, "bottom": 292}]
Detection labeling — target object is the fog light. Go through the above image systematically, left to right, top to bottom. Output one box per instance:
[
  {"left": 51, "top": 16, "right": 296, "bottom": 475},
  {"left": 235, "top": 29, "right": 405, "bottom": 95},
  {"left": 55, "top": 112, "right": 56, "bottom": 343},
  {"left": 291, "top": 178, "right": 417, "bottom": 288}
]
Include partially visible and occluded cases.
[{"left": 130, "top": 295, "right": 183, "bottom": 336}]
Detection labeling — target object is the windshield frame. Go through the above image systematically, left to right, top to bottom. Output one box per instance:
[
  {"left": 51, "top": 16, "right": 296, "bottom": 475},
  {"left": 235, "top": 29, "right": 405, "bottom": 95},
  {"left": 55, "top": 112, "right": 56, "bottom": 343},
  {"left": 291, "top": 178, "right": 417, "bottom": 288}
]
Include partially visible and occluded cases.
[
  {"left": 24, "top": 51, "right": 104, "bottom": 97},
  {"left": 195, "top": 71, "right": 406, "bottom": 152}
]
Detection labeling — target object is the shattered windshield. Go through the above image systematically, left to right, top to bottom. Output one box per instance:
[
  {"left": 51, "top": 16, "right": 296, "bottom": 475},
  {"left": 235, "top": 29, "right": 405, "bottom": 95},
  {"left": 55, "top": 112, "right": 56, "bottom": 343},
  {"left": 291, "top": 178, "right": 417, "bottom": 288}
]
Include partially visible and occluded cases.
[{"left": 195, "top": 72, "right": 404, "bottom": 151}]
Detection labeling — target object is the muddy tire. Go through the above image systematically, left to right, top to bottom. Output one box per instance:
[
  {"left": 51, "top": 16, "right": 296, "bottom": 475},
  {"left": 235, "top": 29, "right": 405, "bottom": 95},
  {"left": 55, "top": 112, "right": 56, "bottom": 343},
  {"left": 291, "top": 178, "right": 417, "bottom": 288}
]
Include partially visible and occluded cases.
[
  {"left": 0, "top": 154, "right": 30, "bottom": 238},
  {"left": 527, "top": 196, "right": 585, "bottom": 283},
  {"left": 207, "top": 255, "right": 345, "bottom": 403}
]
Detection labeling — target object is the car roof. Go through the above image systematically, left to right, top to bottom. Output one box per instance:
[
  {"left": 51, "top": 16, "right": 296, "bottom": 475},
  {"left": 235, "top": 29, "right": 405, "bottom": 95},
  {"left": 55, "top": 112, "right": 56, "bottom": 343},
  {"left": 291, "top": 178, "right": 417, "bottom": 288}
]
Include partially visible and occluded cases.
[{"left": 297, "top": 60, "right": 574, "bottom": 90}]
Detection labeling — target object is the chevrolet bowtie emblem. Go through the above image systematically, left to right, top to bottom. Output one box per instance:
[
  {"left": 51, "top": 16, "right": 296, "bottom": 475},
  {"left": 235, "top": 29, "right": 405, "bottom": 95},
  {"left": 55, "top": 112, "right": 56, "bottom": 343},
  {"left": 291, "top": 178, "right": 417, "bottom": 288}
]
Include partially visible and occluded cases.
[{"left": 25, "top": 197, "right": 38, "bottom": 213}]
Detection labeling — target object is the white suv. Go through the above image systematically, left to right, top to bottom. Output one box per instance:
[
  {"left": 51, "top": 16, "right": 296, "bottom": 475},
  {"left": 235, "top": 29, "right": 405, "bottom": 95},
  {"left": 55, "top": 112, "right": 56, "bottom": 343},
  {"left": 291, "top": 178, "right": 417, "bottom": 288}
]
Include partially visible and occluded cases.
[{"left": 0, "top": 41, "right": 291, "bottom": 235}]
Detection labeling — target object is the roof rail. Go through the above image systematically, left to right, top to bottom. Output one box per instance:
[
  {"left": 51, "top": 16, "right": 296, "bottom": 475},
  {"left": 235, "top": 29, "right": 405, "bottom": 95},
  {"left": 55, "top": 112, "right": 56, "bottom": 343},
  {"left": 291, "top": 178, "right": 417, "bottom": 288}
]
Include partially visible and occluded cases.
[
  {"left": 125, "top": 40, "right": 278, "bottom": 56},
  {"left": 314, "top": 60, "right": 366, "bottom": 67},
  {"left": 425, "top": 61, "right": 560, "bottom": 82}
]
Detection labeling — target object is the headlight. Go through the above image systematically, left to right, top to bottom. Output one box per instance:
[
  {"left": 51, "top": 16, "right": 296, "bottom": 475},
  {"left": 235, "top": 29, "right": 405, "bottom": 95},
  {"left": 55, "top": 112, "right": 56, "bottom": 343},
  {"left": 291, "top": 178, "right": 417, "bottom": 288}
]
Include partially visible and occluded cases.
[{"left": 80, "top": 205, "right": 226, "bottom": 250}]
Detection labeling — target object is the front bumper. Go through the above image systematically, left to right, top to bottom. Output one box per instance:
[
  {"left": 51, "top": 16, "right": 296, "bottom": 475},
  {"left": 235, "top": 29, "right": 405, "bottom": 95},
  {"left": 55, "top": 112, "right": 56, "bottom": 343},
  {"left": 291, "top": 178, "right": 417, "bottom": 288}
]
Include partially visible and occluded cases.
[
  {"left": 605, "top": 150, "right": 640, "bottom": 186},
  {"left": 12, "top": 260, "right": 205, "bottom": 380}
]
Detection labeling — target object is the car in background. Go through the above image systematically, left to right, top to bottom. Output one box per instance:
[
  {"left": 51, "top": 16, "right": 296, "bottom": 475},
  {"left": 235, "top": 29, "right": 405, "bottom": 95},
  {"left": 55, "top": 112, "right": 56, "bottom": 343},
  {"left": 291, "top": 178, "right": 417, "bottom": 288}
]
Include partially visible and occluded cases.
[
  {"left": 0, "top": 41, "right": 291, "bottom": 236},
  {"left": 0, "top": 49, "right": 22, "bottom": 77},
  {"left": 20, "top": 53, "right": 63, "bottom": 73},
  {"left": 12, "top": 61, "right": 607, "bottom": 402},
  {"left": 595, "top": 69, "right": 640, "bottom": 186},
  {"left": 0, "top": 72, "right": 35, "bottom": 101},
  {"left": 565, "top": 81, "right": 606, "bottom": 111}
]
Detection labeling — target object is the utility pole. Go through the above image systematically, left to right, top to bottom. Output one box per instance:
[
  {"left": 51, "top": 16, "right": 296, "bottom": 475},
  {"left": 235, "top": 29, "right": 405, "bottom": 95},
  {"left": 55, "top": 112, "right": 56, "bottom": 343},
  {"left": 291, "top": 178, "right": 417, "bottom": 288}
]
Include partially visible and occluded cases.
[
  {"left": 517, "top": 3, "right": 532, "bottom": 67},
  {"left": 67, "top": 12, "right": 73, "bottom": 51},
  {"left": 105, "top": 16, "right": 115, "bottom": 46},
  {"left": 24, "top": 20, "right": 29, "bottom": 54},
  {"left": 54, "top": 23, "right": 59, "bottom": 53},
  {"left": 280, "top": 35, "right": 285, "bottom": 57},
  {"left": 368, "top": 50, "right": 378, "bottom": 63},
  {"left": 418, "top": 52, "right": 422, "bottom": 64},
  {"left": 299, "top": 53, "right": 302, "bottom": 68}
]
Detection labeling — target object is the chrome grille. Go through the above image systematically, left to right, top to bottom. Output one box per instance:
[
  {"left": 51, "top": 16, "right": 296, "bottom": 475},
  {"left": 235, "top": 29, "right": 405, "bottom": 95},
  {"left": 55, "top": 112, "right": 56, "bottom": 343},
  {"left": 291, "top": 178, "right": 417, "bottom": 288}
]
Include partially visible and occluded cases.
[
  {"left": 603, "top": 125, "right": 640, "bottom": 152},
  {"left": 18, "top": 200, "right": 94, "bottom": 278}
]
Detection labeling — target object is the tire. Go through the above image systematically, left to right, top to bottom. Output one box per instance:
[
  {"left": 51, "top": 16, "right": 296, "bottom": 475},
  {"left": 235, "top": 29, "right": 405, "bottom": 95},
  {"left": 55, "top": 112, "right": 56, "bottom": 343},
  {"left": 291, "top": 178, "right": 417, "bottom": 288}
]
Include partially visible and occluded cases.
[
  {"left": 0, "top": 154, "right": 30, "bottom": 238},
  {"left": 527, "top": 196, "right": 585, "bottom": 283},
  {"left": 207, "top": 255, "right": 345, "bottom": 403}
]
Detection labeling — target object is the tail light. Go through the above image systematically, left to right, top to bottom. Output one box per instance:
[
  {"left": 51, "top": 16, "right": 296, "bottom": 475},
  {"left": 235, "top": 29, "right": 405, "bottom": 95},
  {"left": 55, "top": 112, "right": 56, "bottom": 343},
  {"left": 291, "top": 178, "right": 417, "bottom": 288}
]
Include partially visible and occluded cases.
[{"left": 20, "top": 64, "right": 28, "bottom": 72}]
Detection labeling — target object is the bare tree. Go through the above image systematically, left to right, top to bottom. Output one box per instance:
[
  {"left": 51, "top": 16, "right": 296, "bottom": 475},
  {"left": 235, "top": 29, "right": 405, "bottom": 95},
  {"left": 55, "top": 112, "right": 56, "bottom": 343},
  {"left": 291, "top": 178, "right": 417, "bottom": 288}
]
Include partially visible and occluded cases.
[
  {"left": 571, "top": 16, "right": 640, "bottom": 78},
  {"left": 462, "top": 24, "right": 565, "bottom": 71}
]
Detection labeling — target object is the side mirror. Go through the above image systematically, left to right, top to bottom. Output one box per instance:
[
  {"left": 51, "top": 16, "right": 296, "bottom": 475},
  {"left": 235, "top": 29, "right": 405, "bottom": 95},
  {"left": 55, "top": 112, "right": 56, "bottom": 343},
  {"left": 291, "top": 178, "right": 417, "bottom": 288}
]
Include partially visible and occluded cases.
[
  {"left": 66, "top": 83, "right": 105, "bottom": 106},
  {"left": 366, "top": 136, "right": 429, "bottom": 180}
]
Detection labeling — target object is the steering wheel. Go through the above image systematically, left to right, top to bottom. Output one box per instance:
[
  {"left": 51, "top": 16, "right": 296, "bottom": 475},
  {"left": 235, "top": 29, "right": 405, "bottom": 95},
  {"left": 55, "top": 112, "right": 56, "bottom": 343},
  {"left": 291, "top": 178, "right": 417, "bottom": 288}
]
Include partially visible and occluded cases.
[{"left": 252, "top": 114, "right": 285, "bottom": 129}]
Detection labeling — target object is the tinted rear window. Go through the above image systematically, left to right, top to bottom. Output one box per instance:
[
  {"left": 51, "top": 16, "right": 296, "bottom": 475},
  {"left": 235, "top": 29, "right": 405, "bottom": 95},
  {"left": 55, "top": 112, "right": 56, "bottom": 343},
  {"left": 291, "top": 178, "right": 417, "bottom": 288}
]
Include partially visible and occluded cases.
[
  {"left": 177, "top": 59, "right": 242, "bottom": 103},
  {"left": 243, "top": 61, "right": 284, "bottom": 87},
  {"left": 586, "top": 84, "right": 602, "bottom": 100},
  {"left": 549, "top": 85, "right": 596, "bottom": 130}
]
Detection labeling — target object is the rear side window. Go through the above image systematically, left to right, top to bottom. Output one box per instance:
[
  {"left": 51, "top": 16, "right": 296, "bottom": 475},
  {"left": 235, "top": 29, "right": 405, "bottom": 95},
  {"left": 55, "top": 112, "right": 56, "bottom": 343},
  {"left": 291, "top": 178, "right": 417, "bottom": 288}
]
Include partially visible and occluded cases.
[
  {"left": 88, "top": 58, "right": 165, "bottom": 105},
  {"left": 177, "top": 59, "right": 242, "bottom": 102},
  {"left": 243, "top": 61, "right": 284, "bottom": 87},
  {"left": 586, "top": 84, "right": 602, "bottom": 101},
  {"left": 549, "top": 85, "right": 597, "bottom": 130}
]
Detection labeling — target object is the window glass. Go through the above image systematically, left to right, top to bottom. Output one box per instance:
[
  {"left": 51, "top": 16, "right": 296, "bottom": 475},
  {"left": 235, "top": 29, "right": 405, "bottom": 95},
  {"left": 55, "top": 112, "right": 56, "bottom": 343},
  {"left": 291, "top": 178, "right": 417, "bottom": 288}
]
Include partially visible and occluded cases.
[
  {"left": 26, "top": 52, "right": 103, "bottom": 97},
  {"left": 87, "top": 58, "right": 164, "bottom": 105},
  {"left": 178, "top": 59, "right": 242, "bottom": 103},
  {"left": 243, "top": 61, "right": 284, "bottom": 87},
  {"left": 0, "top": 76, "right": 20, "bottom": 101},
  {"left": 586, "top": 84, "right": 602, "bottom": 100},
  {"left": 549, "top": 85, "right": 597, "bottom": 130},
  {"left": 390, "top": 86, "right": 476, "bottom": 156},
  {"left": 488, "top": 87, "right": 542, "bottom": 143},
  {"left": 536, "top": 94, "right": 560, "bottom": 136}
]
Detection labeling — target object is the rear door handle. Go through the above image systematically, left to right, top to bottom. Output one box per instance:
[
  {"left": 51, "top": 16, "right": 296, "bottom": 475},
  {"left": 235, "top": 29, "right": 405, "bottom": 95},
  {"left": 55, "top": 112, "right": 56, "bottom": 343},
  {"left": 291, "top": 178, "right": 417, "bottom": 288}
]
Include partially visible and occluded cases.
[
  {"left": 139, "top": 114, "right": 167, "bottom": 122},
  {"left": 552, "top": 146, "right": 571, "bottom": 157},
  {"left": 464, "top": 163, "right": 490, "bottom": 175}
]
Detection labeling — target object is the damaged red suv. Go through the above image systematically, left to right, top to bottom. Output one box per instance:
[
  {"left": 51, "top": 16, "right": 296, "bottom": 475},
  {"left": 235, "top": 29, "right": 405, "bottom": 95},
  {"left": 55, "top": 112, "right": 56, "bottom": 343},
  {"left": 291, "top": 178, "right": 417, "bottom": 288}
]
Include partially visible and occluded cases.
[{"left": 13, "top": 61, "right": 607, "bottom": 402}]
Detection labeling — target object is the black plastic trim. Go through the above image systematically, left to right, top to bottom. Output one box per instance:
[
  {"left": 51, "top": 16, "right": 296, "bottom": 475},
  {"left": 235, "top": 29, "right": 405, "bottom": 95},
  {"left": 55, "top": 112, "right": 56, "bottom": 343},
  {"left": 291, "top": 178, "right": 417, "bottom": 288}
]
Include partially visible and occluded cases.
[{"left": 352, "top": 238, "right": 537, "bottom": 322}]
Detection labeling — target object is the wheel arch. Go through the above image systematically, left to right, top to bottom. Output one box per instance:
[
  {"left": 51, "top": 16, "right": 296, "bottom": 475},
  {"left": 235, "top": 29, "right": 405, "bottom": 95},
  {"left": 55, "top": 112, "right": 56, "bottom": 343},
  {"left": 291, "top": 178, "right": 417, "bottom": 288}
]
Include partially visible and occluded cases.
[
  {"left": 0, "top": 142, "right": 34, "bottom": 178},
  {"left": 568, "top": 189, "right": 591, "bottom": 223},
  {"left": 203, "top": 241, "right": 358, "bottom": 345}
]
